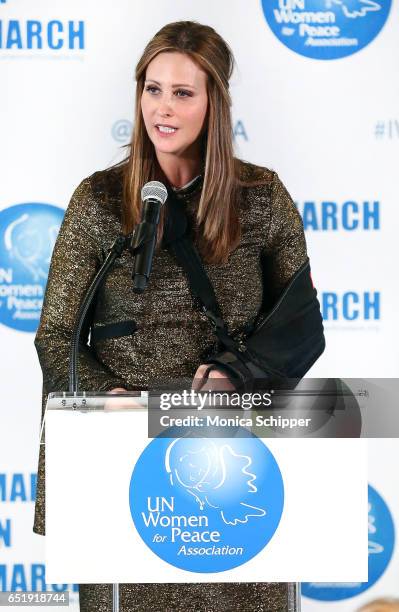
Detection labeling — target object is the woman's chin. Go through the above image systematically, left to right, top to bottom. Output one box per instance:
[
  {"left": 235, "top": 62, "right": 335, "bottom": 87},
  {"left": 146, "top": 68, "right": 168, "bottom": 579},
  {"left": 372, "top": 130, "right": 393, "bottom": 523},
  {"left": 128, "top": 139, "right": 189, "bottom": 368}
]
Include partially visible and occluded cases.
[{"left": 153, "top": 143, "right": 186, "bottom": 156}]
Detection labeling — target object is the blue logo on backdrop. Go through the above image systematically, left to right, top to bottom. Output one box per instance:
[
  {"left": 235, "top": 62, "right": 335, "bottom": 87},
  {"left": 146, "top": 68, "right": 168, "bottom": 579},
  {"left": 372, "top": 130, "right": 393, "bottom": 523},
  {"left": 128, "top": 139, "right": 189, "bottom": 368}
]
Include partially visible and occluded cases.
[
  {"left": 261, "top": 0, "right": 391, "bottom": 60},
  {"left": 0, "top": 2, "right": 85, "bottom": 52},
  {"left": 112, "top": 120, "right": 133, "bottom": 143},
  {"left": 297, "top": 200, "right": 380, "bottom": 231},
  {"left": 0, "top": 203, "right": 64, "bottom": 332},
  {"left": 322, "top": 292, "right": 380, "bottom": 320},
  {"left": 129, "top": 435, "right": 284, "bottom": 572},
  {"left": 302, "top": 484, "right": 395, "bottom": 600}
]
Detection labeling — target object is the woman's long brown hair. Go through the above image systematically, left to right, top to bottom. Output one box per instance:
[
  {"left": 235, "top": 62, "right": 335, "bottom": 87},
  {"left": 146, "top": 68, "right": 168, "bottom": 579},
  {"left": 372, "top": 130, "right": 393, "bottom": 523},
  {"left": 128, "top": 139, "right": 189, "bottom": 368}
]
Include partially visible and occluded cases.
[{"left": 122, "top": 21, "right": 269, "bottom": 264}]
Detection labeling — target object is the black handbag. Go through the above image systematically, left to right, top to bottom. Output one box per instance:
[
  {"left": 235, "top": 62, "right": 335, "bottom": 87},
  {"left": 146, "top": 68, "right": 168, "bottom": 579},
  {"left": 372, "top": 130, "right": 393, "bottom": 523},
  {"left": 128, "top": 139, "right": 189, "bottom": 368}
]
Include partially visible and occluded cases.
[{"left": 164, "top": 188, "right": 326, "bottom": 392}]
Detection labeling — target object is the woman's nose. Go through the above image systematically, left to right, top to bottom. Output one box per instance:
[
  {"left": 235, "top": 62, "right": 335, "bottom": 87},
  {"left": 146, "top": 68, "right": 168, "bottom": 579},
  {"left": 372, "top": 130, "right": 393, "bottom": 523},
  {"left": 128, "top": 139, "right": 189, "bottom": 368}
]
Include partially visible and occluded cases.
[{"left": 157, "top": 92, "right": 174, "bottom": 116}]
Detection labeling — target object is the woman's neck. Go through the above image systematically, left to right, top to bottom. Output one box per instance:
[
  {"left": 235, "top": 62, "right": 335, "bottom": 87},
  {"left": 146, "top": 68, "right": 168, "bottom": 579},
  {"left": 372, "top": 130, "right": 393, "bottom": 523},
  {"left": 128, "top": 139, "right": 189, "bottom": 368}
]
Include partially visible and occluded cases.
[{"left": 155, "top": 151, "right": 203, "bottom": 189}]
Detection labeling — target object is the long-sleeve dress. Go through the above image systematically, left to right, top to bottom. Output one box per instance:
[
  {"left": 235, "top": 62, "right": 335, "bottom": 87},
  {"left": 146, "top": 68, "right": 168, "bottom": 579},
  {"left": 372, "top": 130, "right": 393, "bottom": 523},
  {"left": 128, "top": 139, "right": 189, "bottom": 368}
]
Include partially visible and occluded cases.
[{"left": 33, "top": 158, "right": 307, "bottom": 612}]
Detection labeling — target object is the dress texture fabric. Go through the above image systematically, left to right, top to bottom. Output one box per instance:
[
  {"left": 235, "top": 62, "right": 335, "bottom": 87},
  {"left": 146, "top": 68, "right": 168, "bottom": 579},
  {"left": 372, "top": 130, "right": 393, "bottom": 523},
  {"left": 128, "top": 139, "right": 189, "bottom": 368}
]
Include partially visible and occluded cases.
[{"left": 33, "top": 159, "right": 307, "bottom": 611}]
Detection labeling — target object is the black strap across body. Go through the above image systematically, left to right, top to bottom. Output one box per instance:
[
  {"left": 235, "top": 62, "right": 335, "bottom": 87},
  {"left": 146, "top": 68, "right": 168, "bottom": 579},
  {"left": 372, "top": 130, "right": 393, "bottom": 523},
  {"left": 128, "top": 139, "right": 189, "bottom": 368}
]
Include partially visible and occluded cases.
[{"left": 162, "top": 188, "right": 326, "bottom": 393}]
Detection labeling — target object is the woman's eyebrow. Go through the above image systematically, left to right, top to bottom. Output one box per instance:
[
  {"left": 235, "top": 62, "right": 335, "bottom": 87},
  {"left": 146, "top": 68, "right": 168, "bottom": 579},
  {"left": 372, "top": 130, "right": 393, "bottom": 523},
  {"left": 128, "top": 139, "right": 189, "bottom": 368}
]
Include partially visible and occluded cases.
[{"left": 145, "top": 78, "right": 197, "bottom": 89}]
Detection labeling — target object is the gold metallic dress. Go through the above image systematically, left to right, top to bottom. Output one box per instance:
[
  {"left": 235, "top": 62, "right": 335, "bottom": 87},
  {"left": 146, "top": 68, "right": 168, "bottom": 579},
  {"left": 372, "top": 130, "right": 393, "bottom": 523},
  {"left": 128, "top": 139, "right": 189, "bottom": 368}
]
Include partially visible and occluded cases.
[{"left": 33, "top": 159, "right": 307, "bottom": 612}]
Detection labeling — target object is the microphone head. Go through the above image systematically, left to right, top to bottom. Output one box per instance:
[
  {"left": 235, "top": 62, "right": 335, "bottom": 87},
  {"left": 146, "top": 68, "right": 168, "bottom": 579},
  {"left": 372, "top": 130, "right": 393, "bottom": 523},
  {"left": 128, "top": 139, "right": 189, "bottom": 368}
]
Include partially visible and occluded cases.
[{"left": 141, "top": 181, "right": 168, "bottom": 205}]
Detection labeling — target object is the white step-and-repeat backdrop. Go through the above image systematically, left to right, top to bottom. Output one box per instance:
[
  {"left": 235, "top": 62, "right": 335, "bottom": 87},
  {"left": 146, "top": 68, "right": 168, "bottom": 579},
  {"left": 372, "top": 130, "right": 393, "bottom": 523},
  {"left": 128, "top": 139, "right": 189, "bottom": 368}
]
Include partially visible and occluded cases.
[{"left": 1, "top": 1, "right": 398, "bottom": 610}]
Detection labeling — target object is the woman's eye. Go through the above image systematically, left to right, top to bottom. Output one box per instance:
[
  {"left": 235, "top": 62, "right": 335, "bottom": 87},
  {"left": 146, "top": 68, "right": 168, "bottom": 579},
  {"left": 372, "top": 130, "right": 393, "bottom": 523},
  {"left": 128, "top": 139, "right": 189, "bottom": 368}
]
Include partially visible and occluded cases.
[
  {"left": 145, "top": 85, "right": 159, "bottom": 93},
  {"left": 145, "top": 86, "right": 191, "bottom": 97}
]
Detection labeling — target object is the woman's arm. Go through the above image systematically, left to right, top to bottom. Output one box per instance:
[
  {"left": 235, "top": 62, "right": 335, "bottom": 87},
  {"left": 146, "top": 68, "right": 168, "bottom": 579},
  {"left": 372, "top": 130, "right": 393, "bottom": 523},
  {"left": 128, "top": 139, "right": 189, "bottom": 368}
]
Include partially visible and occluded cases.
[
  {"left": 199, "top": 170, "right": 324, "bottom": 389},
  {"left": 261, "top": 171, "right": 308, "bottom": 300},
  {"left": 34, "top": 178, "right": 126, "bottom": 394}
]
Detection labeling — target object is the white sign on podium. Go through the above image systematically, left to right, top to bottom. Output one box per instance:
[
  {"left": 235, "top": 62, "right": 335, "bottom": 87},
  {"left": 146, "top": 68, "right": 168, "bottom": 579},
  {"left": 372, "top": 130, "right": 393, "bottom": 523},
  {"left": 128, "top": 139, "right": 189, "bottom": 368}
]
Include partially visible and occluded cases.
[{"left": 44, "top": 394, "right": 368, "bottom": 585}]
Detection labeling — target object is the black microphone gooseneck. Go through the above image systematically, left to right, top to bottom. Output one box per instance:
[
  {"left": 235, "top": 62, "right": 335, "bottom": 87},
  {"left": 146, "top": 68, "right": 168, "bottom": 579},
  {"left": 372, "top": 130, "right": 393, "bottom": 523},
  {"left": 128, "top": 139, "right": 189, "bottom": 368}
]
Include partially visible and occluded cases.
[
  {"left": 68, "top": 180, "right": 168, "bottom": 393},
  {"left": 68, "top": 234, "right": 127, "bottom": 393}
]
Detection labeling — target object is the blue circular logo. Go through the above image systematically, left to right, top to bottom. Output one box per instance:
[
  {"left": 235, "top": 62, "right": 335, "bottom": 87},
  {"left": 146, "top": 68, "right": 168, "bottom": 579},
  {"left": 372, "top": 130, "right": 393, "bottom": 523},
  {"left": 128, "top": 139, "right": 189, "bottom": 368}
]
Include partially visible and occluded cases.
[
  {"left": 261, "top": 0, "right": 392, "bottom": 60},
  {"left": 112, "top": 119, "right": 133, "bottom": 143},
  {"left": 0, "top": 203, "right": 64, "bottom": 332},
  {"left": 129, "top": 435, "right": 284, "bottom": 573},
  {"left": 302, "top": 484, "right": 395, "bottom": 601}
]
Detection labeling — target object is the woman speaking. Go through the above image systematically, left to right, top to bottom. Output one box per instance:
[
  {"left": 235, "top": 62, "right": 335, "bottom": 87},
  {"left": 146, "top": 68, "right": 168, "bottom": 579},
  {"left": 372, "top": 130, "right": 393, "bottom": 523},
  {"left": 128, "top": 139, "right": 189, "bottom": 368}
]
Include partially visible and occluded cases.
[{"left": 34, "top": 20, "right": 324, "bottom": 612}]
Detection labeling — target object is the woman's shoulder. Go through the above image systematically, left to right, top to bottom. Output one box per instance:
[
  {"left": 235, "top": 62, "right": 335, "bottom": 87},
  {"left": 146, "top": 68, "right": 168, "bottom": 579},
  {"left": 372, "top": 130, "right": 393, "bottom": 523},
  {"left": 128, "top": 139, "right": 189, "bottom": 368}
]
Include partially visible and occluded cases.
[
  {"left": 235, "top": 158, "right": 275, "bottom": 187},
  {"left": 235, "top": 159, "right": 296, "bottom": 206},
  {"left": 234, "top": 160, "right": 299, "bottom": 223},
  {"left": 88, "top": 161, "right": 125, "bottom": 204},
  {"left": 65, "top": 162, "right": 126, "bottom": 222},
  {"left": 63, "top": 163, "right": 125, "bottom": 238}
]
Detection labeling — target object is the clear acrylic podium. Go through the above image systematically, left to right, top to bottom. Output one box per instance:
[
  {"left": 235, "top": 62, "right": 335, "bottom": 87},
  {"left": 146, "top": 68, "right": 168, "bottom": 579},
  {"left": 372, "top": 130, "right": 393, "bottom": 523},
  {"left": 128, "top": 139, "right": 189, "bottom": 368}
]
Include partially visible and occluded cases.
[{"left": 42, "top": 391, "right": 368, "bottom": 612}]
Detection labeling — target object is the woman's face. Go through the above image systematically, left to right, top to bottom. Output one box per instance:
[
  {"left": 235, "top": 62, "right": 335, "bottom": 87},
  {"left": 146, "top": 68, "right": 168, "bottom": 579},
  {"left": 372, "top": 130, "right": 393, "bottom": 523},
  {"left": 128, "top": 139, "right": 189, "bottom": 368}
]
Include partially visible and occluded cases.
[{"left": 141, "top": 51, "right": 208, "bottom": 159}]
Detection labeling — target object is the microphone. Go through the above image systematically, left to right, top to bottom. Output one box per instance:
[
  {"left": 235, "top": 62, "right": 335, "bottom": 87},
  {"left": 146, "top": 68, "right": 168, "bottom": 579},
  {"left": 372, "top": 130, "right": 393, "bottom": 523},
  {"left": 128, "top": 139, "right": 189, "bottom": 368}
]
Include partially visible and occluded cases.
[{"left": 130, "top": 181, "right": 168, "bottom": 293}]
